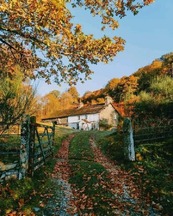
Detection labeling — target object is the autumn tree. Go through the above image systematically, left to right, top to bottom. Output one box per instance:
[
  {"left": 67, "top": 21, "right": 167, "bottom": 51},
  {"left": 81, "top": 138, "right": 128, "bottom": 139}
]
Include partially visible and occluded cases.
[
  {"left": 0, "top": 0, "right": 154, "bottom": 85},
  {"left": 160, "top": 52, "right": 173, "bottom": 77},
  {"left": 133, "top": 60, "right": 162, "bottom": 92},
  {"left": 0, "top": 68, "right": 36, "bottom": 133},
  {"left": 123, "top": 75, "right": 139, "bottom": 102},
  {"left": 134, "top": 75, "right": 173, "bottom": 119},
  {"left": 106, "top": 76, "right": 138, "bottom": 102},
  {"left": 150, "top": 76, "right": 173, "bottom": 101},
  {"left": 105, "top": 78, "right": 120, "bottom": 98},
  {"left": 106, "top": 78, "right": 120, "bottom": 91},
  {"left": 67, "top": 86, "right": 79, "bottom": 104},
  {"left": 40, "top": 87, "right": 79, "bottom": 118},
  {"left": 81, "top": 89, "right": 105, "bottom": 104},
  {"left": 41, "top": 90, "right": 61, "bottom": 118},
  {"left": 49, "top": 90, "right": 61, "bottom": 99},
  {"left": 82, "top": 91, "right": 93, "bottom": 104},
  {"left": 58, "top": 92, "right": 73, "bottom": 109},
  {"left": 30, "top": 95, "right": 43, "bottom": 120}
]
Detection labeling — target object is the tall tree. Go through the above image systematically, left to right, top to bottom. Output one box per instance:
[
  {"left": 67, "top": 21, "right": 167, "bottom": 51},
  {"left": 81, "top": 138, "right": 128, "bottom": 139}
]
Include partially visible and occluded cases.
[
  {"left": 0, "top": 0, "right": 154, "bottom": 84},
  {"left": 160, "top": 52, "right": 173, "bottom": 77},
  {"left": 134, "top": 60, "right": 162, "bottom": 92},
  {"left": 0, "top": 68, "right": 36, "bottom": 133},
  {"left": 134, "top": 75, "right": 173, "bottom": 119},
  {"left": 106, "top": 76, "right": 138, "bottom": 102},
  {"left": 150, "top": 76, "right": 173, "bottom": 101},
  {"left": 105, "top": 78, "right": 120, "bottom": 99},
  {"left": 67, "top": 86, "right": 79, "bottom": 103},
  {"left": 81, "top": 89, "right": 105, "bottom": 104},
  {"left": 41, "top": 90, "right": 61, "bottom": 117},
  {"left": 60, "top": 91, "right": 74, "bottom": 109}
]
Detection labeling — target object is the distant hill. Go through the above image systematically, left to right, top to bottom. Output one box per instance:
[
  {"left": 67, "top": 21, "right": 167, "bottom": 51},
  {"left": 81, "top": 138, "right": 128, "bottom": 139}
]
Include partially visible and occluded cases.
[{"left": 81, "top": 52, "right": 173, "bottom": 105}]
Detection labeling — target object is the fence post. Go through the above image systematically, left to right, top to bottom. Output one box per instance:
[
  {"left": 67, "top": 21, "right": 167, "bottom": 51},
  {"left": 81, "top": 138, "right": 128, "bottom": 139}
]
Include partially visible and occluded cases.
[
  {"left": 19, "top": 115, "right": 30, "bottom": 179},
  {"left": 28, "top": 116, "right": 36, "bottom": 176},
  {"left": 123, "top": 118, "right": 135, "bottom": 161},
  {"left": 52, "top": 121, "right": 56, "bottom": 146}
]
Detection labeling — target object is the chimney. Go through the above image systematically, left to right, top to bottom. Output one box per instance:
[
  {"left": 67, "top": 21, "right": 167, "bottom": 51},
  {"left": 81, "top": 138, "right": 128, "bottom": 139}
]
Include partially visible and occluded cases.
[
  {"left": 105, "top": 96, "right": 113, "bottom": 105},
  {"left": 78, "top": 100, "right": 84, "bottom": 109}
]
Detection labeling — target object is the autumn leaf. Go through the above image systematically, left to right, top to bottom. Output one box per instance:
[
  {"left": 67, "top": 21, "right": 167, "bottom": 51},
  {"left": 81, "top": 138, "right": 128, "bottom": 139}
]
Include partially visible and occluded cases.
[{"left": 0, "top": 0, "right": 154, "bottom": 84}]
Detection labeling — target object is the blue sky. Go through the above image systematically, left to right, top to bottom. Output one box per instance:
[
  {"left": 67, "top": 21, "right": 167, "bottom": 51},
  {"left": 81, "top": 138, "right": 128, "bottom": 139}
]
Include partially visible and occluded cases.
[{"left": 36, "top": 0, "right": 173, "bottom": 97}]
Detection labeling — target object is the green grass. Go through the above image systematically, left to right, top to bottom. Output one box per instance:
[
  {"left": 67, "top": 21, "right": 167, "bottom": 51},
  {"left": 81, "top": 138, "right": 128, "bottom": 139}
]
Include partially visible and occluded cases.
[
  {"left": 55, "top": 125, "right": 76, "bottom": 137},
  {"left": 0, "top": 126, "right": 74, "bottom": 215},
  {"left": 1, "top": 127, "right": 172, "bottom": 215},
  {"left": 68, "top": 131, "right": 117, "bottom": 215},
  {"left": 69, "top": 131, "right": 94, "bottom": 161},
  {"left": 95, "top": 131, "right": 173, "bottom": 215},
  {"left": 95, "top": 131, "right": 125, "bottom": 163},
  {"left": 0, "top": 134, "right": 20, "bottom": 149},
  {"left": 0, "top": 134, "right": 20, "bottom": 163},
  {"left": 132, "top": 139, "right": 173, "bottom": 215},
  {"left": 69, "top": 160, "right": 117, "bottom": 216}
]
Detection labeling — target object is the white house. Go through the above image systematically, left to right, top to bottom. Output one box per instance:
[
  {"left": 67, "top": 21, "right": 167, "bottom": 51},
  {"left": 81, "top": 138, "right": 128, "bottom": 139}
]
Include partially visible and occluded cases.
[{"left": 42, "top": 96, "right": 119, "bottom": 130}]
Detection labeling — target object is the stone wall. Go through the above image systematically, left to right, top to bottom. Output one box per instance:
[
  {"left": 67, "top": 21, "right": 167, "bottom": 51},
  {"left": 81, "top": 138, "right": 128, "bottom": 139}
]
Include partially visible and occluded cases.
[
  {"left": 0, "top": 116, "right": 30, "bottom": 182},
  {"left": 0, "top": 161, "right": 20, "bottom": 182}
]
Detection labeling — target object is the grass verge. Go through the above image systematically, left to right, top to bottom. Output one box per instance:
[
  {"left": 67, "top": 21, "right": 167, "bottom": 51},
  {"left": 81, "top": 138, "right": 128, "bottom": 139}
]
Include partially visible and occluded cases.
[
  {"left": 0, "top": 126, "right": 74, "bottom": 215},
  {"left": 69, "top": 131, "right": 94, "bottom": 161},
  {"left": 96, "top": 131, "right": 173, "bottom": 216}
]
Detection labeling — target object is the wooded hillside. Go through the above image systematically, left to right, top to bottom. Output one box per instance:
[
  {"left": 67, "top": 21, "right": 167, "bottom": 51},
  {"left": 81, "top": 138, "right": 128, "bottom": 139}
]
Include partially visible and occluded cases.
[
  {"left": 2, "top": 52, "right": 172, "bottom": 122},
  {"left": 33, "top": 52, "right": 173, "bottom": 120}
]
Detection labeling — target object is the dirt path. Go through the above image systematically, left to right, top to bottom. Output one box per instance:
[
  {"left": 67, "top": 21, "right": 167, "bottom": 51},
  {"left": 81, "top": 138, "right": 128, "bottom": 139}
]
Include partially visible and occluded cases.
[
  {"left": 40, "top": 134, "right": 161, "bottom": 216},
  {"left": 41, "top": 134, "right": 78, "bottom": 216},
  {"left": 89, "top": 137, "right": 159, "bottom": 215}
]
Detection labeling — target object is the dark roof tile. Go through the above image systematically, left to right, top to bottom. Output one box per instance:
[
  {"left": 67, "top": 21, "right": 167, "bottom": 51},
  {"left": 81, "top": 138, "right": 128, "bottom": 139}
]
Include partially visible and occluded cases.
[{"left": 42, "top": 104, "right": 106, "bottom": 120}]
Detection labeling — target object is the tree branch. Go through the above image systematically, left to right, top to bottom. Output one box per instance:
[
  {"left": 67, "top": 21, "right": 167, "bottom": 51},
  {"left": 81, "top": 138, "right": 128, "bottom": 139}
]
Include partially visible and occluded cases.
[{"left": 0, "top": 38, "right": 17, "bottom": 51}]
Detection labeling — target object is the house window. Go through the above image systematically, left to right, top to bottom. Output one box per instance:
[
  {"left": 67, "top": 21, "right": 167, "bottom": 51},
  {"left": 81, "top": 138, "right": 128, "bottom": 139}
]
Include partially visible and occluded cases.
[
  {"left": 85, "top": 115, "right": 87, "bottom": 119},
  {"left": 78, "top": 116, "right": 80, "bottom": 120}
]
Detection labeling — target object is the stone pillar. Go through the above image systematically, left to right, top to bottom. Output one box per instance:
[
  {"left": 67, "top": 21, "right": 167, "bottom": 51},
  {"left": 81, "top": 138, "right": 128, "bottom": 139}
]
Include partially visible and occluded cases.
[
  {"left": 19, "top": 115, "right": 30, "bottom": 179},
  {"left": 28, "top": 116, "right": 36, "bottom": 176},
  {"left": 123, "top": 118, "right": 135, "bottom": 161},
  {"left": 52, "top": 121, "right": 56, "bottom": 146}
]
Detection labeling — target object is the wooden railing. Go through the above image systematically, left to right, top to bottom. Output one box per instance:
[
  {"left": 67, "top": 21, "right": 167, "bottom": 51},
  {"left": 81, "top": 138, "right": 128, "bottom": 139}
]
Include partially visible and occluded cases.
[
  {"left": 0, "top": 116, "right": 55, "bottom": 181},
  {"left": 21, "top": 116, "right": 55, "bottom": 177},
  {"left": 28, "top": 117, "right": 55, "bottom": 175},
  {"left": 122, "top": 118, "right": 173, "bottom": 161},
  {"left": 132, "top": 119, "right": 173, "bottom": 144}
]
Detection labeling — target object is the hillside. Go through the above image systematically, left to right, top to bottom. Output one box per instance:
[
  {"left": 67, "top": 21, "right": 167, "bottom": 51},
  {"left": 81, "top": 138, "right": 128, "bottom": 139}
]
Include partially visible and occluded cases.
[
  {"left": 37, "top": 52, "right": 173, "bottom": 120},
  {"left": 82, "top": 53, "right": 173, "bottom": 103}
]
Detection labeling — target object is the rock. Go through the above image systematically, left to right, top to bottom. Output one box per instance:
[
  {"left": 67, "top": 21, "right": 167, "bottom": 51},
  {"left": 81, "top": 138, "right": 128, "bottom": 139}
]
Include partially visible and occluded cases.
[
  {"left": 0, "top": 161, "right": 6, "bottom": 171},
  {"left": 4, "top": 163, "right": 17, "bottom": 170},
  {"left": 33, "top": 207, "right": 41, "bottom": 212}
]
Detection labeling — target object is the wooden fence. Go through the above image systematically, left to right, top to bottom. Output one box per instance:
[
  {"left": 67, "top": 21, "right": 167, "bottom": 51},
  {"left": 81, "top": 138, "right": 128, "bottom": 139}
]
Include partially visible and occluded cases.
[
  {"left": 0, "top": 116, "right": 55, "bottom": 181},
  {"left": 27, "top": 116, "right": 55, "bottom": 176},
  {"left": 123, "top": 118, "right": 173, "bottom": 161},
  {"left": 132, "top": 118, "right": 173, "bottom": 144}
]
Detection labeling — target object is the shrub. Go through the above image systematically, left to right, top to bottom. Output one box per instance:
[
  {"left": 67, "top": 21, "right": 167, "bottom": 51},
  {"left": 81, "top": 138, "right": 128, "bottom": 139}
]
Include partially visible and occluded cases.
[{"left": 99, "top": 119, "right": 112, "bottom": 130}]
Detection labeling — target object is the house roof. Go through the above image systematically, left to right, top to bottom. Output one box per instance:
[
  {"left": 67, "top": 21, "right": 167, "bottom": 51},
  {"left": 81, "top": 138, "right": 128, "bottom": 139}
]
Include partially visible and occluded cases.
[
  {"left": 112, "top": 102, "right": 134, "bottom": 117},
  {"left": 42, "top": 103, "right": 108, "bottom": 120},
  {"left": 73, "top": 103, "right": 106, "bottom": 116},
  {"left": 112, "top": 103, "right": 126, "bottom": 117}
]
